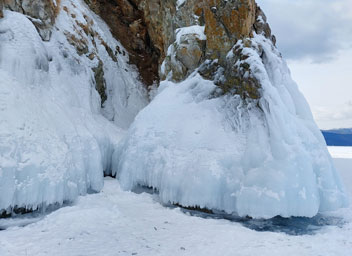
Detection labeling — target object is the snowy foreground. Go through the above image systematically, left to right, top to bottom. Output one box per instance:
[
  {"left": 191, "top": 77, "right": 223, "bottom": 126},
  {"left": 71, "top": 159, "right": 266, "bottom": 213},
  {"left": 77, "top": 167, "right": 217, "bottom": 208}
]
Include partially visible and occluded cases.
[{"left": 0, "top": 147, "right": 351, "bottom": 256}]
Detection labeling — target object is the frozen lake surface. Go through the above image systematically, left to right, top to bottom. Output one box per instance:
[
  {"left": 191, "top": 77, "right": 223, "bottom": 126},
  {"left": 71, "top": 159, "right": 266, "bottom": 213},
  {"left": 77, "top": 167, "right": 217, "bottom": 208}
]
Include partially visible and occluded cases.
[{"left": 0, "top": 146, "right": 351, "bottom": 256}]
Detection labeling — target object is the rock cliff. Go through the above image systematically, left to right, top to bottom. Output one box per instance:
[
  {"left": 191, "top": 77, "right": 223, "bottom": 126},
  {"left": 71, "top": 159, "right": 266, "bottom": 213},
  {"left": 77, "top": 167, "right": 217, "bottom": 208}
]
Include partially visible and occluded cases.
[
  {"left": 1, "top": 0, "right": 274, "bottom": 99},
  {"left": 82, "top": 0, "right": 275, "bottom": 99}
]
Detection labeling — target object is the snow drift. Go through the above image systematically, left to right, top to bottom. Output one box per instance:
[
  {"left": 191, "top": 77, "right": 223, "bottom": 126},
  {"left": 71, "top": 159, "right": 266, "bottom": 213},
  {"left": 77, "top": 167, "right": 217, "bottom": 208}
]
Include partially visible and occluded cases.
[{"left": 115, "top": 35, "right": 349, "bottom": 218}]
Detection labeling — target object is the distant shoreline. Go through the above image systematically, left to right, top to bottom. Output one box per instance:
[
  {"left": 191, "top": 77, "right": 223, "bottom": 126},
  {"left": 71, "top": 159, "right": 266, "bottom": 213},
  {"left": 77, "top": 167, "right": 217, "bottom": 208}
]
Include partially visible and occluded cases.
[{"left": 322, "top": 128, "right": 352, "bottom": 146}]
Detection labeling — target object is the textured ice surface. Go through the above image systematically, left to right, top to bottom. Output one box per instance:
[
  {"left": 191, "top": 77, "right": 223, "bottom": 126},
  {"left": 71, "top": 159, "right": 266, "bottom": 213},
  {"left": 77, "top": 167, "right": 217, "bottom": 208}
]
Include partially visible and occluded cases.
[
  {"left": 0, "top": 0, "right": 147, "bottom": 213},
  {"left": 0, "top": 0, "right": 348, "bottom": 219},
  {"left": 115, "top": 34, "right": 348, "bottom": 218},
  {"left": 2, "top": 177, "right": 352, "bottom": 256}
]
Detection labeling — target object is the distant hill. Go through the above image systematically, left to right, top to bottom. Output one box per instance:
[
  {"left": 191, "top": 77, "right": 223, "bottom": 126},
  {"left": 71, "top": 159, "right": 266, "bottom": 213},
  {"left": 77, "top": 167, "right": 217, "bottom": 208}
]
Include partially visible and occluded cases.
[{"left": 322, "top": 129, "right": 352, "bottom": 146}]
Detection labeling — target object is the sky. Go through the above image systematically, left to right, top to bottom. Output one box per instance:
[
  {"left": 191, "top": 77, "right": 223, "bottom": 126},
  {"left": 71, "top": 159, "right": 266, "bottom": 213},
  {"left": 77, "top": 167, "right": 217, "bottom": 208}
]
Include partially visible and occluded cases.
[{"left": 256, "top": 0, "right": 352, "bottom": 129}]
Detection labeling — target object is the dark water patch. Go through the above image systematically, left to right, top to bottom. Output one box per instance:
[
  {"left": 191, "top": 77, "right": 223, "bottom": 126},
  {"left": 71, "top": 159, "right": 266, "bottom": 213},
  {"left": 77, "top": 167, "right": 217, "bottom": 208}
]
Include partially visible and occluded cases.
[
  {"left": 126, "top": 184, "right": 348, "bottom": 236},
  {"left": 177, "top": 207, "right": 346, "bottom": 236},
  {"left": 240, "top": 214, "right": 345, "bottom": 235}
]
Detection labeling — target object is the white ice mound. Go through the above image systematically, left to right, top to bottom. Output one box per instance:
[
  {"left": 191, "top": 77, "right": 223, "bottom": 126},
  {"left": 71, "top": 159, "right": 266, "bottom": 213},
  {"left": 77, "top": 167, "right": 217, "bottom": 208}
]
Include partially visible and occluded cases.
[
  {"left": 0, "top": 1, "right": 147, "bottom": 213},
  {"left": 115, "top": 35, "right": 349, "bottom": 218}
]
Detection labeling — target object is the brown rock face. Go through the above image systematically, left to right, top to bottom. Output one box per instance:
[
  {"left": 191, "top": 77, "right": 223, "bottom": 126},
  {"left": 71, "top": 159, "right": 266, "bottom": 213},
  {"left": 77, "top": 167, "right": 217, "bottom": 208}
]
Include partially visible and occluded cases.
[
  {"left": 2, "top": 0, "right": 275, "bottom": 99},
  {"left": 82, "top": 0, "right": 273, "bottom": 94},
  {"left": 83, "top": 0, "right": 161, "bottom": 86},
  {"left": 136, "top": 0, "right": 176, "bottom": 62},
  {"left": 144, "top": 0, "right": 274, "bottom": 100},
  {"left": 154, "top": 0, "right": 274, "bottom": 99},
  {"left": 195, "top": 0, "right": 257, "bottom": 60},
  {"left": 0, "top": 1, "right": 3, "bottom": 19}
]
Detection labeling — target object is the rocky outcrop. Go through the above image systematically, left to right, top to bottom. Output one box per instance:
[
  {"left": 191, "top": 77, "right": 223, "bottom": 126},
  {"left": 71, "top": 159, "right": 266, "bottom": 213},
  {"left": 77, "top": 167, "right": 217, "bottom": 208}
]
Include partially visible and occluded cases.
[
  {"left": 1, "top": 0, "right": 60, "bottom": 40},
  {"left": 1, "top": 0, "right": 275, "bottom": 100},
  {"left": 79, "top": 0, "right": 272, "bottom": 98},
  {"left": 83, "top": 0, "right": 275, "bottom": 99},
  {"left": 83, "top": 0, "right": 161, "bottom": 86},
  {"left": 158, "top": 0, "right": 275, "bottom": 99},
  {"left": 195, "top": 0, "right": 257, "bottom": 59},
  {"left": 0, "top": 1, "right": 3, "bottom": 18},
  {"left": 113, "top": 1, "right": 348, "bottom": 219}
]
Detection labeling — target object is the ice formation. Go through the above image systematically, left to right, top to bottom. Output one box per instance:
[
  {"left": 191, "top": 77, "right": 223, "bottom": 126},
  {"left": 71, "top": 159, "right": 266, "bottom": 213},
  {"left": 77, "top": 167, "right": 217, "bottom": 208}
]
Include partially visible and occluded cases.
[
  {"left": 0, "top": 0, "right": 348, "bottom": 219},
  {"left": 0, "top": 1, "right": 147, "bottom": 213},
  {"left": 115, "top": 34, "right": 348, "bottom": 218}
]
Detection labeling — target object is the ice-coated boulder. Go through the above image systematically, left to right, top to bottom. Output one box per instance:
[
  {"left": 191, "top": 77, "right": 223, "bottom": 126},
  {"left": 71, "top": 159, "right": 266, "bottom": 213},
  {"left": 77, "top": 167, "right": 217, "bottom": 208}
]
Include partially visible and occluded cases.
[{"left": 114, "top": 0, "right": 349, "bottom": 218}]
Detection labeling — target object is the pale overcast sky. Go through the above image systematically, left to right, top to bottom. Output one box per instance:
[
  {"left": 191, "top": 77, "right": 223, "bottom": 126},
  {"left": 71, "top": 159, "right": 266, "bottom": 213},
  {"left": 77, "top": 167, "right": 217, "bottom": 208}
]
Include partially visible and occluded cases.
[{"left": 256, "top": 0, "right": 352, "bottom": 129}]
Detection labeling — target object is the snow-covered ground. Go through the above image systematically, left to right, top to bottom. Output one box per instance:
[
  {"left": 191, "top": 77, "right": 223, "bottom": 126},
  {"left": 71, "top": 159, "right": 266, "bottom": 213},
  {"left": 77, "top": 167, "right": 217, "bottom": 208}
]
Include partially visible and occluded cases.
[{"left": 0, "top": 147, "right": 351, "bottom": 256}]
